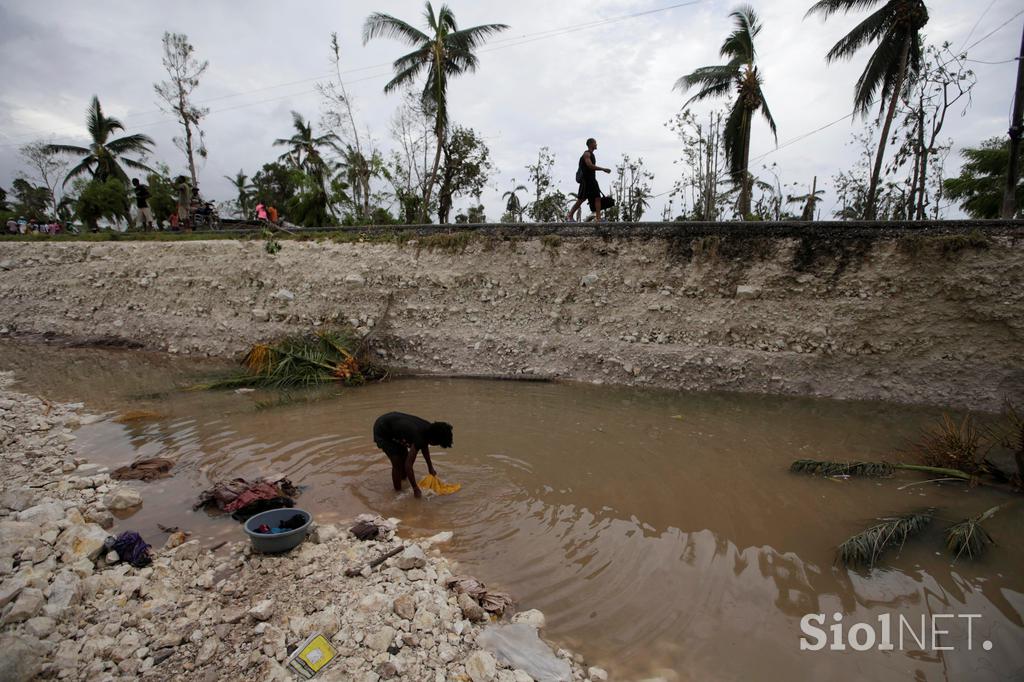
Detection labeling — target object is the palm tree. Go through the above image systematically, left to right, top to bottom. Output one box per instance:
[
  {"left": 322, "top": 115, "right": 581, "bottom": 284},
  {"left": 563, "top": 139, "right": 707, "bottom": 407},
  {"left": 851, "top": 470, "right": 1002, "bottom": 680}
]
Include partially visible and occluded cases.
[
  {"left": 806, "top": 0, "right": 929, "bottom": 220},
  {"left": 363, "top": 2, "right": 508, "bottom": 222},
  {"left": 674, "top": 5, "right": 777, "bottom": 218},
  {"left": 46, "top": 96, "right": 155, "bottom": 187},
  {"left": 273, "top": 111, "right": 338, "bottom": 179},
  {"left": 225, "top": 169, "right": 256, "bottom": 219},
  {"left": 503, "top": 183, "right": 527, "bottom": 222}
]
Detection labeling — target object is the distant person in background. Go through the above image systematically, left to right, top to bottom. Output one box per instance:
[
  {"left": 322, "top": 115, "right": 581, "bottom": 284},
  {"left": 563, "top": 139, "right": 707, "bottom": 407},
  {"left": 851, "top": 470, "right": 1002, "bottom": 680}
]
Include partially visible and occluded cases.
[
  {"left": 566, "top": 138, "right": 610, "bottom": 222},
  {"left": 175, "top": 176, "right": 192, "bottom": 231},
  {"left": 131, "top": 178, "right": 153, "bottom": 231},
  {"left": 255, "top": 202, "right": 268, "bottom": 223},
  {"left": 267, "top": 205, "right": 279, "bottom": 224},
  {"left": 17, "top": 217, "right": 27, "bottom": 234},
  {"left": 6, "top": 218, "right": 17, "bottom": 234}
]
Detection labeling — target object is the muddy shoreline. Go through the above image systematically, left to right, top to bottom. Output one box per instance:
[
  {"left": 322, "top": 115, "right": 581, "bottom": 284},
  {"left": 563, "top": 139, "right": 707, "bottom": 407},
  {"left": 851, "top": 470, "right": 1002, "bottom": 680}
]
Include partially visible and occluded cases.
[{"left": 0, "top": 372, "right": 603, "bottom": 682}]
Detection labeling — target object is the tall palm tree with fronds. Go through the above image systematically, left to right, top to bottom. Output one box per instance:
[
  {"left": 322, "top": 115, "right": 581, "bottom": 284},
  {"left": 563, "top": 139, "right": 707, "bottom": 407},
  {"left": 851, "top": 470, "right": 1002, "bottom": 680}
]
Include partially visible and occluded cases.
[
  {"left": 806, "top": 0, "right": 929, "bottom": 220},
  {"left": 363, "top": 2, "right": 508, "bottom": 222},
  {"left": 674, "top": 5, "right": 777, "bottom": 218},
  {"left": 46, "top": 96, "right": 155, "bottom": 187},
  {"left": 273, "top": 111, "right": 338, "bottom": 180},
  {"left": 273, "top": 112, "right": 340, "bottom": 226},
  {"left": 225, "top": 169, "right": 256, "bottom": 219},
  {"left": 503, "top": 183, "right": 527, "bottom": 222}
]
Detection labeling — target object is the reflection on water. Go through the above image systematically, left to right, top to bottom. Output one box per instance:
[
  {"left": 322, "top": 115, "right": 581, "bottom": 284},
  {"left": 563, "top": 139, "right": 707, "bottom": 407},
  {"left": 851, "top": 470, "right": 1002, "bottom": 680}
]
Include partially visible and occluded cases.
[{"left": 3, "top": 341, "right": 1022, "bottom": 681}]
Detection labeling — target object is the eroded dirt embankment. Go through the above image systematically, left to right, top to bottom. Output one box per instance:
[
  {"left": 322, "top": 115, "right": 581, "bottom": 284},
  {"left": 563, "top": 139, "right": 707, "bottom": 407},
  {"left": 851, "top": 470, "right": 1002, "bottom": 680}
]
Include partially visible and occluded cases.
[{"left": 1, "top": 227, "right": 1022, "bottom": 411}]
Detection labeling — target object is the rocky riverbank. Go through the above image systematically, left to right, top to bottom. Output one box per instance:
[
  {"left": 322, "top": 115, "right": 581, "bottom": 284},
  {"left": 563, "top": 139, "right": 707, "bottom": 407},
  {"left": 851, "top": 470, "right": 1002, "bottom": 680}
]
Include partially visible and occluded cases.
[
  {"left": 2, "top": 231, "right": 1022, "bottom": 411},
  {"left": 0, "top": 372, "right": 607, "bottom": 682}
]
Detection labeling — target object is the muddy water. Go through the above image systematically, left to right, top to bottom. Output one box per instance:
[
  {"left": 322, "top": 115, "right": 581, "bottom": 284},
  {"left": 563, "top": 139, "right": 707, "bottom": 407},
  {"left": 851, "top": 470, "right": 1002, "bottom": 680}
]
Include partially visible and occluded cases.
[{"left": 3, "top": 342, "right": 1022, "bottom": 681}]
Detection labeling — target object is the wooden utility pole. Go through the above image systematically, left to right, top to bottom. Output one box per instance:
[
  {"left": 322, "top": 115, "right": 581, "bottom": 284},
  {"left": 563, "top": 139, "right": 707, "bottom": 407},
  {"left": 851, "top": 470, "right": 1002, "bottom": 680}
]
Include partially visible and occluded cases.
[{"left": 1002, "top": 24, "right": 1024, "bottom": 219}]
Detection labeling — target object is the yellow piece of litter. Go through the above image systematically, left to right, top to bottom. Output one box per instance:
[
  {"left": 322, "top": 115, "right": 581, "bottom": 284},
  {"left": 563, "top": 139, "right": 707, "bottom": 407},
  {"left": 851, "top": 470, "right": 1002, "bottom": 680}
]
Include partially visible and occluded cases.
[
  {"left": 419, "top": 474, "right": 461, "bottom": 495},
  {"left": 286, "top": 632, "right": 337, "bottom": 678}
]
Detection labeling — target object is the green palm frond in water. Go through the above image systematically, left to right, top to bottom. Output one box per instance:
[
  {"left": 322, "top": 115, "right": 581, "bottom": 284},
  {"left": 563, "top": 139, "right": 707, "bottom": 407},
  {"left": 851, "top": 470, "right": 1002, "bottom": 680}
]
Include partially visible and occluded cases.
[
  {"left": 196, "top": 328, "right": 386, "bottom": 390},
  {"left": 791, "top": 459, "right": 973, "bottom": 481},
  {"left": 791, "top": 459, "right": 895, "bottom": 477},
  {"left": 945, "top": 503, "right": 1010, "bottom": 560},
  {"left": 836, "top": 510, "right": 934, "bottom": 569}
]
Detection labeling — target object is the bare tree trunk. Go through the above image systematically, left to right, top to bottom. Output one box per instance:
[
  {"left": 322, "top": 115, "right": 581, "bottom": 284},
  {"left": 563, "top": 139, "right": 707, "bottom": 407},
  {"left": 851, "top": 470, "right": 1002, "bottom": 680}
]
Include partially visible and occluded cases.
[
  {"left": 867, "top": 33, "right": 913, "bottom": 221},
  {"left": 738, "top": 109, "right": 752, "bottom": 218},
  {"left": 421, "top": 130, "right": 443, "bottom": 224}
]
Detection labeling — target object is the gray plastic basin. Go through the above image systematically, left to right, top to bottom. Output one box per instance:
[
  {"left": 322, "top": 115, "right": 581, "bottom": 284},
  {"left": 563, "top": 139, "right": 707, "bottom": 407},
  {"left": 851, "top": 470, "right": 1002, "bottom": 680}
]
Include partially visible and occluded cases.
[{"left": 243, "top": 508, "right": 312, "bottom": 554}]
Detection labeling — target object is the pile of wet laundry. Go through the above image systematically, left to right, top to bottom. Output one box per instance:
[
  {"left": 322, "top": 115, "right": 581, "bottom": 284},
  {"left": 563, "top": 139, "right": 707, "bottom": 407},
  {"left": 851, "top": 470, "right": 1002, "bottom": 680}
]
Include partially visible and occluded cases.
[
  {"left": 112, "top": 457, "right": 174, "bottom": 481},
  {"left": 193, "top": 474, "right": 299, "bottom": 521},
  {"left": 253, "top": 513, "right": 308, "bottom": 535},
  {"left": 103, "top": 531, "right": 152, "bottom": 568}
]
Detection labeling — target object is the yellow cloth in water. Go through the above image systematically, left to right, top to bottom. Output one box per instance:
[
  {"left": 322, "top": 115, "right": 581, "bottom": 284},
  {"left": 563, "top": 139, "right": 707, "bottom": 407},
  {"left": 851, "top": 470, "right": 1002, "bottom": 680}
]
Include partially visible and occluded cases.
[{"left": 419, "top": 474, "right": 461, "bottom": 495}]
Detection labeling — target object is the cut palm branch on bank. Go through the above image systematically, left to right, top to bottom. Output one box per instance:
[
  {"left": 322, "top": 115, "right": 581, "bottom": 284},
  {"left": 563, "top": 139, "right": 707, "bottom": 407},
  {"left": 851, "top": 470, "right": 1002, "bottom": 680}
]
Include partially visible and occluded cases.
[
  {"left": 197, "top": 328, "right": 388, "bottom": 390},
  {"left": 836, "top": 510, "right": 934, "bottom": 569}
]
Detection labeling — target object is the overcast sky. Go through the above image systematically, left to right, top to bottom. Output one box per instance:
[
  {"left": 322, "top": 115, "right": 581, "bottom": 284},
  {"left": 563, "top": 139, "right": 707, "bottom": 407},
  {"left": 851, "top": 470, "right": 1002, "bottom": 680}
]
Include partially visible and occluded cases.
[{"left": 1, "top": 0, "right": 1021, "bottom": 221}]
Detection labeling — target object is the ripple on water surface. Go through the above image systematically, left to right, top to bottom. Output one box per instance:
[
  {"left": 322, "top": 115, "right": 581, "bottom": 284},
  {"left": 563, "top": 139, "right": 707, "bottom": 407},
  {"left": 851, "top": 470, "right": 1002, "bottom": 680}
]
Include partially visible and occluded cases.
[{"left": 3, "top": 342, "right": 1023, "bottom": 682}]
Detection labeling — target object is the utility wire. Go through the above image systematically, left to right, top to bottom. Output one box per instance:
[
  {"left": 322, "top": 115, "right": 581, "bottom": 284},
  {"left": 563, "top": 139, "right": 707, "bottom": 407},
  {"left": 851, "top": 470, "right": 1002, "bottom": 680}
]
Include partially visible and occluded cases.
[
  {"left": 960, "top": 0, "right": 999, "bottom": 52},
  {"left": 964, "top": 8, "right": 1024, "bottom": 53},
  {"left": 965, "top": 56, "right": 1020, "bottom": 65}
]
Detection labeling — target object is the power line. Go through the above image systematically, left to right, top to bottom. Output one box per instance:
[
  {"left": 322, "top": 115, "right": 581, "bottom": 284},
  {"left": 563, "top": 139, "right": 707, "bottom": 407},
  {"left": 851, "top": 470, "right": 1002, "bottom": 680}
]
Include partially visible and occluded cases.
[
  {"left": 960, "top": 0, "right": 999, "bottom": 52},
  {"left": 964, "top": 8, "right": 1024, "bottom": 53},
  {"left": 965, "top": 56, "right": 1020, "bottom": 65}
]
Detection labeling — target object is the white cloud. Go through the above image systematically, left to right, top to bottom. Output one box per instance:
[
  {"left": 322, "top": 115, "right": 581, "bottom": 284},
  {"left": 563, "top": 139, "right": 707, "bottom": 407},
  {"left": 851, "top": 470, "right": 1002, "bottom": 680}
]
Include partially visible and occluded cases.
[{"left": 1, "top": 0, "right": 1021, "bottom": 220}]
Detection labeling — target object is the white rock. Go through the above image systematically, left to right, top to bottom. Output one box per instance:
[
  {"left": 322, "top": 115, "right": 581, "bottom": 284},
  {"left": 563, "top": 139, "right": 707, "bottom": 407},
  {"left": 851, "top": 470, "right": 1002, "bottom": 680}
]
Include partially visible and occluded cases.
[
  {"left": 344, "top": 273, "right": 366, "bottom": 285},
  {"left": 735, "top": 284, "right": 761, "bottom": 300},
  {"left": 273, "top": 288, "right": 295, "bottom": 301},
  {"left": 102, "top": 488, "right": 142, "bottom": 511},
  {"left": 17, "top": 502, "right": 65, "bottom": 525},
  {"left": 0, "top": 521, "right": 37, "bottom": 559},
  {"left": 56, "top": 523, "right": 108, "bottom": 563},
  {"left": 316, "top": 524, "right": 340, "bottom": 543},
  {"left": 423, "top": 531, "right": 453, "bottom": 547},
  {"left": 172, "top": 540, "right": 202, "bottom": 561},
  {"left": 395, "top": 544, "right": 426, "bottom": 570},
  {"left": 44, "top": 571, "right": 81, "bottom": 617},
  {"left": 0, "top": 575, "right": 28, "bottom": 607},
  {"left": 3, "top": 587, "right": 44, "bottom": 624},
  {"left": 357, "top": 591, "right": 389, "bottom": 613},
  {"left": 249, "top": 599, "right": 276, "bottom": 621},
  {"left": 412, "top": 608, "right": 437, "bottom": 631},
  {"left": 511, "top": 609, "right": 546, "bottom": 629},
  {"left": 25, "top": 615, "right": 56, "bottom": 638},
  {"left": 364, "top": 626, "right": 395, "bottom": 652},
  {"left": 0, "top": 634, "right": 41, "bottom": 680},
  {"left": 196, "top": 636, "right": 219, "bottom": 664},
  {"left": 437, "top": 642, "right": 458, "bottom": 663},
  {"left": 466, "top": 651, "right": 497, "bottom": 682},
  {"left": 587, "top": 666, "right": 608, "bottom": 681}
]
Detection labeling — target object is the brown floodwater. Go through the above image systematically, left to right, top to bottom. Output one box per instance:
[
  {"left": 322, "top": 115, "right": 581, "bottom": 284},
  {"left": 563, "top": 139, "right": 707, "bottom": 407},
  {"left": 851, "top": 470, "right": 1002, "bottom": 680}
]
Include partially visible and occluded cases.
[{"left": 2, "top": 342, "right": 1022, "bottom": 681}]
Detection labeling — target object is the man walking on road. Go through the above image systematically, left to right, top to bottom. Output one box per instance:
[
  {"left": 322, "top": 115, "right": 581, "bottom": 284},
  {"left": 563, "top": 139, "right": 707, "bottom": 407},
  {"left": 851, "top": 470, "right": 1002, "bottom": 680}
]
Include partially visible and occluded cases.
[{"left": 567, "top": 138, "right": 611, "bottom": 222}]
